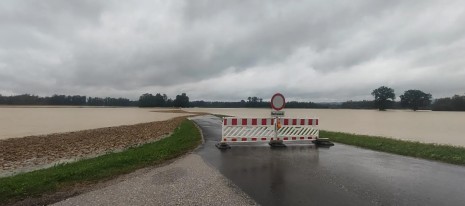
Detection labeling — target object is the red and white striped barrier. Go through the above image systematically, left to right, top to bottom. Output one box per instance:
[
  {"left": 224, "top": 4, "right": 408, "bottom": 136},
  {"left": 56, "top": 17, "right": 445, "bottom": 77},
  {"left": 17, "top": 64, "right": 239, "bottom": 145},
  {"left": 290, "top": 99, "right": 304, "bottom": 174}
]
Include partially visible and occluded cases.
[
  {"left": 221, "top": 117, "right": 319, "bottom": 143},
  {"left": 223, "top": 118, "right": 275, "bottom": 126}
]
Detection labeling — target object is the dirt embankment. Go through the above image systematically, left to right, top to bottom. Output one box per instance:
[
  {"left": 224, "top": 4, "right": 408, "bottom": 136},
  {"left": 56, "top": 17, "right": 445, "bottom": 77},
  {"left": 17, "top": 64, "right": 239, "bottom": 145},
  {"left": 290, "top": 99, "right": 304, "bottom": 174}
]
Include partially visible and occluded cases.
[{"left": 0, "top": 116, "right": 187, "bottom": 176}]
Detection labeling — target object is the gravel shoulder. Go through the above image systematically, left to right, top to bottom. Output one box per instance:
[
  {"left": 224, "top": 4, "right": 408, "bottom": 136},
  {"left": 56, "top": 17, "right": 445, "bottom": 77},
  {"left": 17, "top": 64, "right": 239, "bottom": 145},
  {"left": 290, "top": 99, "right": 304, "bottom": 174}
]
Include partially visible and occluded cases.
[{"left": 53, "top": 154, "right": 257, "bottom": 206}]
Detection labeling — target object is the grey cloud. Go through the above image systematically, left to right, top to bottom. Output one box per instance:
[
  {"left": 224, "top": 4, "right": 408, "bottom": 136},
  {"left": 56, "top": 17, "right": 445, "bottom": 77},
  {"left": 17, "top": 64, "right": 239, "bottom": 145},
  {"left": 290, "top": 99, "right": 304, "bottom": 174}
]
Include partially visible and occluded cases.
[{"left": 1, "top": 0, "right": 465, "bottom": 101}]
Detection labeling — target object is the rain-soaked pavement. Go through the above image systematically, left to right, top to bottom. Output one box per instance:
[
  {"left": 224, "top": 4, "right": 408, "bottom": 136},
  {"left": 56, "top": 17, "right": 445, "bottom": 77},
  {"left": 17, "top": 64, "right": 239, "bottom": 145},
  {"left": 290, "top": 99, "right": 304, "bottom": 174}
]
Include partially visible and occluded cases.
[{"left": 192, "top": 115, "right": 465, "bottom": 206}]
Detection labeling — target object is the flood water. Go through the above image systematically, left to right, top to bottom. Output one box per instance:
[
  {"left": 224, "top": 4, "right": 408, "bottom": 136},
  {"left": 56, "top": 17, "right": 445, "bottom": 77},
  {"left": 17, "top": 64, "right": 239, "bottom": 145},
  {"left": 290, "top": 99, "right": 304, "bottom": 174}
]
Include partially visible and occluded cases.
[
  {"left": 0, "top": 107, "right": 188, "bottom": 140},
  {"left": 2, "top": 107, "right": 465, "bottom": 147},
  {"left": 185, "top": 108, "right": 465, "bottom": 147}
]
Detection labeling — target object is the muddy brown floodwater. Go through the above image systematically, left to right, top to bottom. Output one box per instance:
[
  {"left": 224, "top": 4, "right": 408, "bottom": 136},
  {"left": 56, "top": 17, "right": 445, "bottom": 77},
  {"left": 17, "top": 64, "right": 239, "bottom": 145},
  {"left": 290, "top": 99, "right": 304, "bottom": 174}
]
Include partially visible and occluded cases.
[
  {"left": 0, "top": 107, "right": 188, "bottom": 140},
  {"left": 0, "top": 107, "right": 207, "bottom": 177},
  {"left": 2, "top": 107, "right": 465, "bottom": 146},
  {"left": 186, "top": 108, "right": 465, "bottom": 147}
]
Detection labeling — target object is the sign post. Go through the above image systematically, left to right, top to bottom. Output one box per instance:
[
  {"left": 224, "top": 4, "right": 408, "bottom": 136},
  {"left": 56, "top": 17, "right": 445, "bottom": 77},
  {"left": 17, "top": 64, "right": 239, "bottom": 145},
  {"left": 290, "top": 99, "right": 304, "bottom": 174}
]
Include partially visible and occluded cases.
[{"left": 270, "top": 93, "right": 286, "bottom": 147}]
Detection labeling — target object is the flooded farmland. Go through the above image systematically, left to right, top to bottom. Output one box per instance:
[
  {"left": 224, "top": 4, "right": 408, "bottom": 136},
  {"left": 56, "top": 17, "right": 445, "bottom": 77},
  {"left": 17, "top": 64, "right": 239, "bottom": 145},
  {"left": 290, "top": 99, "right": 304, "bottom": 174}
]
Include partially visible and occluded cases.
[
  {"left": 0, "top": 107, "right": 188, "bottom": 140},
  {"left": 1, "top": 107, "right": 465, "bottom": 147},
  {"left": 186, "top": 108, "right": 465, "bottom": 147}
]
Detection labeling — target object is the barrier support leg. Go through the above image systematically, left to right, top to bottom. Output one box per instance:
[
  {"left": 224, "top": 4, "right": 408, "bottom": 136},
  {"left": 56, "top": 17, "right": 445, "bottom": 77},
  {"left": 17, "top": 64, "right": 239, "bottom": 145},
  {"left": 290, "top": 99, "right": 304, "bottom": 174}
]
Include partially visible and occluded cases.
[
  {"left": 312, "top": 138, "right": 334, "bottom": 147},
  {"left": 269, "top": 140, "right": 286, "bottom": 148},
  {"left": 216, "top": 142, "right": 231, "bottom": 150}
]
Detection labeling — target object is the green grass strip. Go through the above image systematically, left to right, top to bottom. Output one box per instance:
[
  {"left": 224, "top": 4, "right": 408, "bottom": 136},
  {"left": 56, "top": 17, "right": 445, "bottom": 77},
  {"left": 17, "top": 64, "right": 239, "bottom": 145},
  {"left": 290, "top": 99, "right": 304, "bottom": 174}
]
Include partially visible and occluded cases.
[
  {"left": 212, "top": 114, "right": 232, "bottom": 118},
  {"left": 0, "top": 119, "right": 201, "bottom": 204},
  {"left": 320, "top": 130, "right": 465, "bottom": 165}
]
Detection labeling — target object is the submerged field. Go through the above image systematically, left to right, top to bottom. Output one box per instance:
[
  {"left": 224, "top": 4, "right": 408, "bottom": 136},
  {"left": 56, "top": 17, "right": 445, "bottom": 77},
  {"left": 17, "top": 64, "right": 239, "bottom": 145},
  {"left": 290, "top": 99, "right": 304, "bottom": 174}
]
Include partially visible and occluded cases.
[
  {"left": 0, "top": 107, "right": 189, "bottom": 140},
  {"left": 3, "top": 107, "right": 465, "bottom": 147},
  {"left": 2, "top": 108, "right": 465, "bottom": 204},
  {"left": 187, "top": 108, "right": 465, "bottom": 147}
]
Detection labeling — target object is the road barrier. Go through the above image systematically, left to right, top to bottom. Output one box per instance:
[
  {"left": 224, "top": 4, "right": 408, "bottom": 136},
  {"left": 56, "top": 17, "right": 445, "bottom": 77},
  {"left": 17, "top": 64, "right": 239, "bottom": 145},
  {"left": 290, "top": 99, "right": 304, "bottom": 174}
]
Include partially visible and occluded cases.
[
  {"left": 217, "top": 93, "right": 332, "bottom": 149},
  {"left": 221, "top": 117, "right": 319, "bottom": 143},
  {"left": 222, "top": 118, "right": 275, "bottom": 142}
]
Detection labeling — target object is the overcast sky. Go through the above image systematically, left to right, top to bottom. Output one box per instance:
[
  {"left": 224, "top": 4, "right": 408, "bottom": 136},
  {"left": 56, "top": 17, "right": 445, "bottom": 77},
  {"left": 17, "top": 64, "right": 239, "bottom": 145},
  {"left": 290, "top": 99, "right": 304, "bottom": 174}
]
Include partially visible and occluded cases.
[{"left": 1, "top": 0, "right": 464, "bottom": 102}]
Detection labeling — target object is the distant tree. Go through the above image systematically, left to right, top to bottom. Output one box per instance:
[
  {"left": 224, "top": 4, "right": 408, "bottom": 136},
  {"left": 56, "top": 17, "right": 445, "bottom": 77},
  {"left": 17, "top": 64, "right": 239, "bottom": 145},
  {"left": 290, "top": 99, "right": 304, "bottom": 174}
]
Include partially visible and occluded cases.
[
  {"left": 371, "top": 86, "right": 395, "bottom": 111},
  {"left": 400, "top": 90, "right": 432, "bottom": 111},
  {"left": 139, "top": 93, "right": 156, "bottom": 107},
  {"left": 154, "top": 93, "right": 166, "bottom": 107},
  {"left": 173, "top": 93, "right": 189, "bottom": 107},
  {"left": 0, "top": 94, "right": 5, "bottom": 104},
  {"left": 7, "top": 94, "right": 44, "bottom": 105},
  {"left": 48, "top": 94, "right": 86, "bottom": 105},
  {"left": 50, "top": 95, "right": 66, "bottom": 105},
  {"left": 432, "top": 95, "right": 465, "bottom": 111},
  {"left": 244, "top": 96, "right": 266, "bottom": 107},
  {"left": 88, "top": 97, "right": 105, "bottom": 106},
  {"left": 166, "top": 98, "right": 174, "bottom": 107},
  {"left": 341, "top": 100, "right": 375, "bottom": 109},
  {"left": 286, "top": 101, "right": 329, "bottom": 108}
]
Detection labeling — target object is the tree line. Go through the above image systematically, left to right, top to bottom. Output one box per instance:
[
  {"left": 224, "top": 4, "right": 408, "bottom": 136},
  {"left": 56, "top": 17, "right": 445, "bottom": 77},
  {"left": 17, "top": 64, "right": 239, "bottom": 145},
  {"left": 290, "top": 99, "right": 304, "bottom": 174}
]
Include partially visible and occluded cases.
[
  {"left": 341, "top": 86, "right": 465, "bottom": 111},
  {"left": 2, "top": 91, "right": 464, "bottom": 111},
  {"left": 0, "top": 93, "right": 190, "bottom": 107},
  {"left": 138, "top": 93, "right": 189, "bottom": 107},
  {"left": 0, "top": 94, "right": 137, "bottom": 106},
  {"left": 431, "top": 95, "right": 465, "bottom": 111},
  {"left": 190, "top": 96, "right": 329, "bottom": 108}
]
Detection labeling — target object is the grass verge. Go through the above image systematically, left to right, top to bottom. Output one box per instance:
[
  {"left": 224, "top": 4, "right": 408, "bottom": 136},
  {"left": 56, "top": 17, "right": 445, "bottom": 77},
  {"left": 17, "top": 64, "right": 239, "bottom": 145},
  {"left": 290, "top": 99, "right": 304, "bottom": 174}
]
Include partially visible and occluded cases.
[
  {"left": 212, "top": 114, "right": 232, "bottom": 118},
  {"left": 0, "top": 119, "right": 201, "bottom": 204},
  {"left": 320, "top": 130, "right": 465, "bottom": 165}
]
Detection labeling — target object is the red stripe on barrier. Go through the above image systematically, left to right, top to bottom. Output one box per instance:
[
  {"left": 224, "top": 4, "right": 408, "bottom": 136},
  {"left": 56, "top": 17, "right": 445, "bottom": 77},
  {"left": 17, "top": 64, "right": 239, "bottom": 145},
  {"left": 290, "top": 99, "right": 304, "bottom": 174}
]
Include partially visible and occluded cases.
[
  {"left": 224, "top": 119, "right": 227, "bottom": 125},
  {"left": 232, "top": 119, "right": 237, "bottom": 125},
  {"left": 242, "top": 119, "right": 247, "bottom": 125},
  {"left": 252, "top": 119, "right": 257, "bottom": 125},
  {"left": 261, "top": 119, "right": 267, "bottom": 125},
  {"left": 271, "top": 119, "right": 275, "bottom": 124},
  {"left": 284, "top": 119, "right": 289, "bottom": 125},
  {"left": 292, "top": 119, "right": 297, "bottom": 125},
  {"left": 300, "top": 119, "right": 305, "bottom": 125},
  {"left": 308, "top": 119, "right": 312, "bottom": 125},
  {"left": 316, "top": 119, "right": 319, "bottom": 125},
  {"left": 261, "top": 137, "right": 267, "bottom": 141},
  {"left": 284, "top": 137, "right": 288, "bottom": 140},
  {"left": 292, "top": 137, "right": 297, "bottom": 140},
  {"left": 300, "top": 137, "right": 305, "bottom": 140},
  {"left": 308, "top": 137, "right": 312, "bottom": 139},
  {"left": 224, "top": 138, "right": 226, "bottom": 141},
  {"left": 232, "top": 138, "right": 237, "bottom": 142},
  {"left": 242, "top": 138, "right": 247, "bottom": 141},
  {"left": 252, "top": 138, "right": 257, "bottom": 141},
  {"left": 271, "top": 138, "right": 274, "bottom": 140},
  {"left": 277, "top": 138, "right": 280, "bottom": 140}
]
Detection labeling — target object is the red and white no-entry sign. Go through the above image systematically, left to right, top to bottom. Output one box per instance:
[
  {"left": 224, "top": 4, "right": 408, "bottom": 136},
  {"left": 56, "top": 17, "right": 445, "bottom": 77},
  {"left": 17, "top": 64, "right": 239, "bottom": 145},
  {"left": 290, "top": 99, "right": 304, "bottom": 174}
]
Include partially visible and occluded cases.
[{"left": 271, "top": 93, "right": 285, "bottom": 111}]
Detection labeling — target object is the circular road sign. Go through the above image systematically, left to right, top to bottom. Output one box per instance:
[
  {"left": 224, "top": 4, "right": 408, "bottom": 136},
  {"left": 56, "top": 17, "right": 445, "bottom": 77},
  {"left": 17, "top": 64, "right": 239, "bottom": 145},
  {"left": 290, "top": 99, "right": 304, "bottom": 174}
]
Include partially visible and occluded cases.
[{"left": 271, "top": 93, "right": 285, "bottom": 111}]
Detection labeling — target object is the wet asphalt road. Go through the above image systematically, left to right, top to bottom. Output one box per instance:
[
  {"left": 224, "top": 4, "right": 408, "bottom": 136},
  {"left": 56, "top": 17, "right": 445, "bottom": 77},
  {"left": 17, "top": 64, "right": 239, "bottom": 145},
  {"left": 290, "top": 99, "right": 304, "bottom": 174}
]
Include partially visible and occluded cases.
[{"left": 192, "top": 115, "right": 465, "bottom": 206}]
